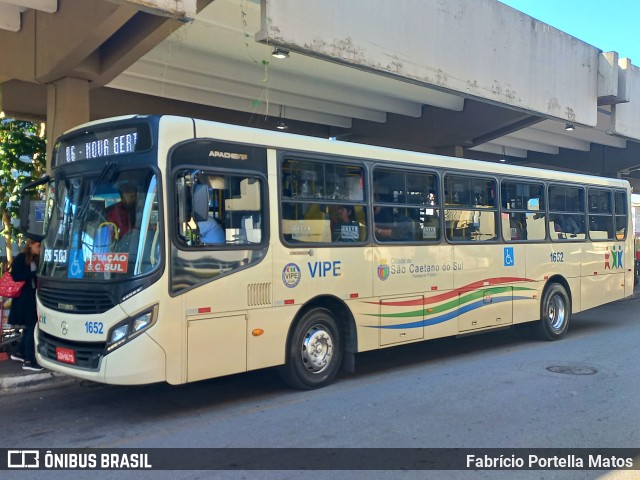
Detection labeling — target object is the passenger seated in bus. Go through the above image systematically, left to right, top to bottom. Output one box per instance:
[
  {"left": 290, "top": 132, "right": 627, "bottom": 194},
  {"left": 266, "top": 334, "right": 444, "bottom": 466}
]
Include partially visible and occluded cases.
[
  {"left": 333, "top": 205, "right": 360, "bottom": 242},
  {"left": 373, "top": 205, "right": 393, "bottom": 241},
  {"left": 509, "top": 213, "right": 527, "bottom": 240},
  {"left": 391, "top": 214, "right": 416, "bottom": 241},
  {"left": 552, "top": 214, "right": 581, "bottom": 238},
  {"left": 198, "top": 215, "right": 225, "bottom": 244}
]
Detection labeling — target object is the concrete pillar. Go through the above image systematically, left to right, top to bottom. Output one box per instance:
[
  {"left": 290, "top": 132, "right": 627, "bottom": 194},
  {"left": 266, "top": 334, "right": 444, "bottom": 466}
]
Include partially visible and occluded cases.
[{"left": 46, "top": 77, "right": 90, "bottom": 172}]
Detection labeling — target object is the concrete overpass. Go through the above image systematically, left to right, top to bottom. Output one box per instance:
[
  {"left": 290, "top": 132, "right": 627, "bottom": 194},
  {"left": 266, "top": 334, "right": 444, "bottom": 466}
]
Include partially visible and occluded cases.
[{"left": 2, "top": 0, "right": 640, "bottom": 190}]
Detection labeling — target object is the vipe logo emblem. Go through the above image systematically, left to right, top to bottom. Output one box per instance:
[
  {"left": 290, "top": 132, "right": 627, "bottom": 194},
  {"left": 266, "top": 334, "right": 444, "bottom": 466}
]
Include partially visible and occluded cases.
[
  {"left": 282, "top": 263, "right": 301, "bottom": 288},
  {"left": 8, "top": 450, "right": 39, "bottom": 468}
]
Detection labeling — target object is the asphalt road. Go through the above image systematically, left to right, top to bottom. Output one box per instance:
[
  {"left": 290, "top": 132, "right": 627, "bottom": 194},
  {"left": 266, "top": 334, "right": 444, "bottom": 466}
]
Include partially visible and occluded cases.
[{"left": 2, "top": 292, "right": 640, "bottom": 480}]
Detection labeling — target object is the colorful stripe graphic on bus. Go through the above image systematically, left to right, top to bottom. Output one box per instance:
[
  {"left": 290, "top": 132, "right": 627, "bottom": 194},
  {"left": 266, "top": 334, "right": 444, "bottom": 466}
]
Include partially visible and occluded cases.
[{"left": 364, "top": 277, "right": 535, "bottom": 329}]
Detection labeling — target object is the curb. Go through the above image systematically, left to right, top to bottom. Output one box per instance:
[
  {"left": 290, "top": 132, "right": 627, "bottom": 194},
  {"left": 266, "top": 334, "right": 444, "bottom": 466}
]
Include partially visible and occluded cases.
[{"left": 0, "top": 371, "right": 77, "bottom": 394}]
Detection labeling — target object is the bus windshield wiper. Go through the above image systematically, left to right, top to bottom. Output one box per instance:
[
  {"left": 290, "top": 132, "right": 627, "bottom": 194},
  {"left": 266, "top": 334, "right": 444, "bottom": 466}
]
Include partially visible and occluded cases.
[{"left": 76, "top": 161, "right": 115, "bottom": 221}]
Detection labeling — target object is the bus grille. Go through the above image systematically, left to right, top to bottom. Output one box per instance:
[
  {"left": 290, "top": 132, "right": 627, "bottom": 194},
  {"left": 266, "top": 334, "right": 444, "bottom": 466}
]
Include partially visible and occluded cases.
[
  {"left": 247, "top": 282, "right": 271, "bottom": 306},
  {"left": 38, "top": 285, "right": 115, "bottom": 314},
  {"left": 38, "top": 331, "right": 104, "bottom": 370}
]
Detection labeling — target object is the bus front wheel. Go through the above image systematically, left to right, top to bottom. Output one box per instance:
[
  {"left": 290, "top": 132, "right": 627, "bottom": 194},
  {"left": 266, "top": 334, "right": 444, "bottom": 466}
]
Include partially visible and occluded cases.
[
  {"left": 535, "top": 283, "right": 570, "bottom": 340},
  {"left": 280, "top": 308, "right": 343, "bottom": 390}
]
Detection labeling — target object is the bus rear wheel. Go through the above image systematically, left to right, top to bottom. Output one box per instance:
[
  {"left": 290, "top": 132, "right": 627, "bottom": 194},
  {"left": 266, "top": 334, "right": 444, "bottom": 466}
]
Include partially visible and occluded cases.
[
  {"left": 534, "top": 283, "right": 570, "bottom": 340},
  {"left": 280, "top": 307, "right": 343, "bottom": 390}
]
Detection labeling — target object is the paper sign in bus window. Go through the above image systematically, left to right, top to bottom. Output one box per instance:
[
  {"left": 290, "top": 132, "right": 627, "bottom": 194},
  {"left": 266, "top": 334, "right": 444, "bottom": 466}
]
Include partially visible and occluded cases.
[{"left": 85, "top": 253, "right": 129, "bottom": 273}]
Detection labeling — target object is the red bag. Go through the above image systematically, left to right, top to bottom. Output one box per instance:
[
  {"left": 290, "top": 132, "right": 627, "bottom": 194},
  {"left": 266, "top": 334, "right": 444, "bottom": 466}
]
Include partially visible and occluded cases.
[{"left": 0, "top": 271, "right": 26, "bottom": 298}]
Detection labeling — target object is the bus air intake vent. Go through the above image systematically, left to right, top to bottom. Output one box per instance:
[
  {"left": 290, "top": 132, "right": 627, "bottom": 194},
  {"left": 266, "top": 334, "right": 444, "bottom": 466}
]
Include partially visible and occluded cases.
[
  {"left": 247, "top": 283, "right": 271, "bottom": 306},
  {"left": 38, "top": 286, "right": 115, "bottom": 314}
]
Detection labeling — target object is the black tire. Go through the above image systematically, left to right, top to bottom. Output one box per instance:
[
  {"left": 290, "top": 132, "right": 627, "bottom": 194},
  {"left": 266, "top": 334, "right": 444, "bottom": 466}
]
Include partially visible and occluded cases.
[
  {"left": 534, "top": 283, "right": 570, "bottom": 340},
  {"left": 279, "top": 307, "right": 343, "bottom": 390}
]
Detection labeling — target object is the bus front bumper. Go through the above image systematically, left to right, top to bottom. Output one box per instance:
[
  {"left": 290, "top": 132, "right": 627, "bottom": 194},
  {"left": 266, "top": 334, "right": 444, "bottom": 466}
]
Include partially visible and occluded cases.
[{"left": 35, "top": 324, "right": 167, "bottom": 385}]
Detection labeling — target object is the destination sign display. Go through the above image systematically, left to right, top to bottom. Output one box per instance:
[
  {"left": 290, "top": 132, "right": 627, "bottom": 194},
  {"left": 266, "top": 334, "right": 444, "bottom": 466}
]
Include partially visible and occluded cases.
[{"left": 54, "top": 124, "right": 150, "bottom": 166}]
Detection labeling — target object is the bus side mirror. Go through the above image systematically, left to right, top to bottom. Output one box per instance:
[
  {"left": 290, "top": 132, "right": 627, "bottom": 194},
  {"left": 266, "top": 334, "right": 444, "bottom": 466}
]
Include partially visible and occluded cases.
[
  {"left": 19, "top": 175, "right": 50, "bottom": 242},
  {"left": 192, "top": 184, "right": 209, "bottom": 223}
]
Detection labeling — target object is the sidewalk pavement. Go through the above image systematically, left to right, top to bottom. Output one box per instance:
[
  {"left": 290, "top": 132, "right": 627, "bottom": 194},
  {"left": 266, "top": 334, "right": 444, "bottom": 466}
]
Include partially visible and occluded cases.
[{"left": 0, "top": 353, "right": 77, "bottom": 395}]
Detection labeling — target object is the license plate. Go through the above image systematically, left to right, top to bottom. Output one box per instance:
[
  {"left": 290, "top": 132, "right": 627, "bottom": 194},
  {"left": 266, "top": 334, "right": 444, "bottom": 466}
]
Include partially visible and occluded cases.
[{"left": 56, "top": 347, "right": 76, "bottom": 364}]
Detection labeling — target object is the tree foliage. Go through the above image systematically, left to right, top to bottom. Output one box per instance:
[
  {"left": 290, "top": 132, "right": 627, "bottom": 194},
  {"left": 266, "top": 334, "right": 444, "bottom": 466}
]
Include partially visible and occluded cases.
[{"left": 0, "top": 118, "right": 46, "bottom": 262}]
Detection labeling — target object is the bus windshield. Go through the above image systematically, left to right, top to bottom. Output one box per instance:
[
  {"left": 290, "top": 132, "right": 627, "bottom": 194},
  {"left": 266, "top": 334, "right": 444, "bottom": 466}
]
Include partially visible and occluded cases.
[{"left": 41, "top": 167, "right": 161, "bottom": 281}]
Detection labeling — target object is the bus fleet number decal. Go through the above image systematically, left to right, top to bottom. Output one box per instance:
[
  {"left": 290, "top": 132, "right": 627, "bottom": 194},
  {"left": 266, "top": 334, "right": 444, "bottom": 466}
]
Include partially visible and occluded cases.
[
  {"left": 550, "top": 252, "right": 564, "bottom": 263},
  {"left": 85, "top": 321, "right": 104, "bottom": 334}
]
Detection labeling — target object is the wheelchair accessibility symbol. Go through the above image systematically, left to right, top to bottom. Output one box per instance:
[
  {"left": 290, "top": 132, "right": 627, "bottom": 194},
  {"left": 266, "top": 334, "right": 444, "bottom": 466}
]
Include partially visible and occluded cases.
[
  {"left": 504, "top": 247, "right": 514, "bottom": 267},
  {"left": 68, "top": 249, "right": 85, "bottom": 279}
]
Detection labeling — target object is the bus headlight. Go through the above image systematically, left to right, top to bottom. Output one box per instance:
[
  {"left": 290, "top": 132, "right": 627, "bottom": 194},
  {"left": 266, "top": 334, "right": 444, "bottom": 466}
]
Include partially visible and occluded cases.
[{"left": 106, "top": 305, "right": 158, "bottom": 353}]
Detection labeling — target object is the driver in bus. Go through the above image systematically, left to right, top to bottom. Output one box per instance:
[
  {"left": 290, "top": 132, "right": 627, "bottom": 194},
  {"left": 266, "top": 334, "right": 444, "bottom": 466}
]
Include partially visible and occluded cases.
[
  {"left": 107, "top": 182, "right": 137, "bottom": 238},
  {"left": 198, "top": 215, "right": 225, "bottom": 244}
]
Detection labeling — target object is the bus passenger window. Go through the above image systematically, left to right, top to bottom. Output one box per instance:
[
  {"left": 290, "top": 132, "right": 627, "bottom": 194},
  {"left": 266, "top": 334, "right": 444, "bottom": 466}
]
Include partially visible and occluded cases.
[
  {"left": 280, "top": 157, "right": 366, "bottom": 245},
  {"left": 373, "top": 167, "right": 440, "bottom": 243},
  {"left": 445, "top": 174, "right": 496, "bottom": 242},
  {"left": 501, "top": 181, "right": 545, "bottom": 241},
  {"left": 549, "top": 184, "right": 586, "bottom": 241},
  {"left": 614, "top": 190, "right": 628, "bottom": 239}
]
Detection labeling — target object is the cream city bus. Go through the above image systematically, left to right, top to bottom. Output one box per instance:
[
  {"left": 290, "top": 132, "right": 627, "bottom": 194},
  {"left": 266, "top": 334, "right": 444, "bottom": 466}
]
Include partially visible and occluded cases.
[{"left": 20, "top": 115, "right": 635, "bottom": 389}]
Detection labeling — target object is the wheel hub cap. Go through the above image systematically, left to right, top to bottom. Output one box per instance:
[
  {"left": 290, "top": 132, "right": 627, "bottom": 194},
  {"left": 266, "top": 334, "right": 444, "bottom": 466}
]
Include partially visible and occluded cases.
[
  {"left": 548, "top": 296, "right": 565, "bottom": 330},
  {"left": 301, "top": 326, "right": 334, "bottom": 374}
]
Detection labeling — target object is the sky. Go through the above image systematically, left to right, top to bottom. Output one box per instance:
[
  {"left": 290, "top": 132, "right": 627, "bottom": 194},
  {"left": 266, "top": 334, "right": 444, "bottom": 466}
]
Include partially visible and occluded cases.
[{"left": 498, "top": 0, "right": 640, "bottom": 62}]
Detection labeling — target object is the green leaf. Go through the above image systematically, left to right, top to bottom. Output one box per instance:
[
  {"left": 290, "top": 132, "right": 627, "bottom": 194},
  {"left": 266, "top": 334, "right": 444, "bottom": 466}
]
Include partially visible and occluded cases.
[{"left": 0, "top": 118, "right": 46, "bottom": 242}]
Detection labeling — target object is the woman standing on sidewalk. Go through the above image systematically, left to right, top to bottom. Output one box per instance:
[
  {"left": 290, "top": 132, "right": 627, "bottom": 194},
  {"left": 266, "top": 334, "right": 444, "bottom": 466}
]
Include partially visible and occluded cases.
[{"left": 9, "top": 236, "right": 43, "bottom": 371}]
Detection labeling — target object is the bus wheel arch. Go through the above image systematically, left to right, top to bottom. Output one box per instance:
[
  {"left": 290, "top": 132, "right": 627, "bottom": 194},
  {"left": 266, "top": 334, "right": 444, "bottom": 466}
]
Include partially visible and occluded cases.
[
  {"left": 535, "top": 276, "right": 571, "bottom": 340},
  {"left": 279, "top": 296, "right": 356, "bottom": 390}
]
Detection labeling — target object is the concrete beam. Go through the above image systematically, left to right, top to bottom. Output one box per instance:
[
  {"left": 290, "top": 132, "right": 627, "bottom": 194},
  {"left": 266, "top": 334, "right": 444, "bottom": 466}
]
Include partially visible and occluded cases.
[
  {"left": 0, "top": 0, "right": 210, "bottom": 86},
  {"left": 2, "top": 0, "right": 56, "bottom": 13},
  {"left": 114, "top": 0, "right": 197, "bottom": 20},
  {"left": 258, "top": 0, "right": 600, "bottom": 126},
  {"left": 34, "top": 1, "right": 139, "bottom": 83},
  {"left": 0, "top": 3, "right": 23, "bottom": 31},
  {"left": 92, "top": 13, "right": 185, "bottom": 86},
  {"left": 124, "top": 47, "right": 425, "bottom": 117},
  {"left": 598, "top": 52, "right": 620, "bottom": 106},
  {"left": 117, "top": 60, "right": 388, "bottom": 122},
  {"left": 611, "top": 61, "right": 640, "bottom": 140},
  {"left": 109, "top": 74, "right": 353, "bottom": 128},
  {"left": 46, "top": 77, "right": 89, "bottom": 168},
  {"left": 0, "top": 80, "right": 47, "bottom": 120},
  {"left": 508, "top": 127, "right": 591, "bottom": 152},
  {"left": 496, "top": 136, "right": 560, "bottom": 155},
  {"left": 469, "top": 143, "right": 528, "bottom": 158}
]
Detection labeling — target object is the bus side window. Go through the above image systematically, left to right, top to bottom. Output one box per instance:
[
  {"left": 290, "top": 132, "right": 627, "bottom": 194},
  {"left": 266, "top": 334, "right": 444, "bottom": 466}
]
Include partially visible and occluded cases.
[
  {"left": 281, "top": 157, "right": 366, "bottom": 245},
  {"left": 373, "top": 167, "right": 439, "bottom": 243},
  {"left": 445, "top": 174, "right": 496, "bottom": 242}
]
